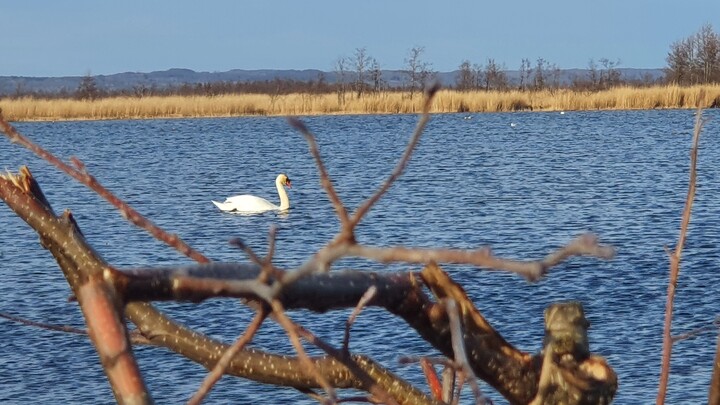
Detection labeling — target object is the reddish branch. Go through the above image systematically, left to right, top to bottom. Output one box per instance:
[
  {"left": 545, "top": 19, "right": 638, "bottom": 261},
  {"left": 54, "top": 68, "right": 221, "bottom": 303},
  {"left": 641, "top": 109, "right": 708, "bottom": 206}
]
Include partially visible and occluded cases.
[
  {"left": 656, "top": 103, "right": 705, "bottom": 405},
  {"left": 0, "top": 112, "right": 209, "bottom": 264},
  {"left": 0, "top": 169, "right": 151, "bottom": 405}
]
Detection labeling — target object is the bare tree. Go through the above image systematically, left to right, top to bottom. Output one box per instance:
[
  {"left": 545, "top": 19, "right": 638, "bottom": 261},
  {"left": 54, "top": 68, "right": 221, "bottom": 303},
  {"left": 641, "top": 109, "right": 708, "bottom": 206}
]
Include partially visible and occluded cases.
[
  {"left": 665, "top": 23, "right": 720, "bottom": 85},
  {"left": 696, "top": 23, "right": 720, "bottom": 83},
  {"left": 403, "top": 46, "right": 433, "bottom": 99},
  {"left": 351, "top": 47, "right": 371, "bottom": 97},
  {"left": 334, "top": 56, "right": 349, "bottom": 105},
  {"left": 368, "top": 57, "right": 384, "bottom": 93},
  {"left": 484, "top": 58, "right": 508, "bottom": 90},
  {"left": 518, "top": 58, "right": 532, "bottom": 91},
  {"left": 533, "top": 58, "right": 546, "bottom": 90},
  {"left": 587, "top": 58, "right": 600, "bottom": 90},
  {"left": 598, "top": 58, "right": 622, "bottom": 89},
  {"left": 456, "top": 60, "right": 475, "bottom": 91},
  {"left": 473, "top": 62, "right": 485, "bottom": 91},
  {"left": 548, "top": 62, "right": 562, "bottom": 90},
  {"left": 77, "top": 73, "right": 99, "bottom": 100},
  {"left": 0, "top": 89, "right": 620, "bottom": 405}
]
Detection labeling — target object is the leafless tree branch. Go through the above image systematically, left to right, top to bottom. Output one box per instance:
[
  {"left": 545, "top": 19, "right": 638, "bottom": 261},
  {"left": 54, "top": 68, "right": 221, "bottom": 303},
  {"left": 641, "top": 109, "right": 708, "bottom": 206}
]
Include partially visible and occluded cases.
[
  {"left": 657, "top": 97, "right": 706, "bottom": 405},
  {"left": 0, "top": 112, "right": 209, "bottom": 264}
]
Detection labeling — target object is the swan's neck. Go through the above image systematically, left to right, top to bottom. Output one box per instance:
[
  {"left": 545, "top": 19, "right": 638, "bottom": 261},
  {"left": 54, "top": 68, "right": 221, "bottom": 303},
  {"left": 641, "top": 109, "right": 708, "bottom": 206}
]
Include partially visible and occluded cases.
[{"left": 276, "top": 178, "right": 290, "bottom": 210}]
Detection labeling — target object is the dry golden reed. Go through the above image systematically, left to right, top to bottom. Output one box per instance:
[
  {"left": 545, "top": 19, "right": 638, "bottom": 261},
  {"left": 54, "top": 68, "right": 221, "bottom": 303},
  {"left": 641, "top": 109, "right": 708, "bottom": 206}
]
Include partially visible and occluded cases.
[{"left": 2, "top": 85, "right": 719, "bottom": 121}]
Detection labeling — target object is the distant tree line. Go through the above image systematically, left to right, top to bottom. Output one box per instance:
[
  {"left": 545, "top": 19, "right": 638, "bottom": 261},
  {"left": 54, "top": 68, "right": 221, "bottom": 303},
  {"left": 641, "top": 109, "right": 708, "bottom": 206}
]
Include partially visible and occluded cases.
[
  {"left": 665, "top": 23, "right": 720, "bottom": 85},
  {"left": 5, "top": 25, "right": 719, "bottom": 101}
]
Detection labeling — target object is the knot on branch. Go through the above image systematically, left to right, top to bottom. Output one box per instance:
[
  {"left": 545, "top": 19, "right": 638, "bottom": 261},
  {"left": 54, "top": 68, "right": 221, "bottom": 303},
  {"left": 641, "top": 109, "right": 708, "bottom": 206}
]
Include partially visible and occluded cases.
[{"left": 533, "top": 302, "right": 617, "bottom": 405}]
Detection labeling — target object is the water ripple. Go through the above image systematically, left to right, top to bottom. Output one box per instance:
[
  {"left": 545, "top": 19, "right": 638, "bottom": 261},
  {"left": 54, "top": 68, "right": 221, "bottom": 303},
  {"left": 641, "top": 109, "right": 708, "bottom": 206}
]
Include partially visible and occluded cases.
[{"left": 1, "top": 109, "right": 719, "bottom": 403}]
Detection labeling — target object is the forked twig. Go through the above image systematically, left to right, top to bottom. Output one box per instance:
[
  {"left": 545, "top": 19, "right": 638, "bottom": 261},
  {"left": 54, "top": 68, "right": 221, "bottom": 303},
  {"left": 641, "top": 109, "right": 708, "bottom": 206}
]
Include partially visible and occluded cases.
[
  {"left": 657, "top": 101, "right": 705, "bottom": 405},
  {"left": 343, "top": 286, "right": 377, "bottom": 353}
]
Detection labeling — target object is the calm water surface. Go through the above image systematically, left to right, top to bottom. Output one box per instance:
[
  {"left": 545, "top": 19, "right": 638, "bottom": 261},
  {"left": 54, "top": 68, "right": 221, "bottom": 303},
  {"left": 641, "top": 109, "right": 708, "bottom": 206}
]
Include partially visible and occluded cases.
[{"left": 1, "top": 110, "right": 719, "bottom": 404}]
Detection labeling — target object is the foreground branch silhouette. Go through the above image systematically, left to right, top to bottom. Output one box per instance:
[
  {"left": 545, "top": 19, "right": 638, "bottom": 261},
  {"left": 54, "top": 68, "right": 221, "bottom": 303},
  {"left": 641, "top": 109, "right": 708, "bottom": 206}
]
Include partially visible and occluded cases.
[{"left": 0, "top": 87, "right": 618, "bottom": 405}]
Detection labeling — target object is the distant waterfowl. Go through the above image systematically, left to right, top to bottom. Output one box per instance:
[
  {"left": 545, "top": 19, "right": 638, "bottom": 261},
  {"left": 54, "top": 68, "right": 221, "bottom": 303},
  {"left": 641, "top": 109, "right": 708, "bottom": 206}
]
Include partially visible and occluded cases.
[
  {"left": 463, "top": 115, "right": 473, "bottom": 120},
  {"left": 510, "top": 122, "right": 517, "bottom": 128},
  {"left": 212, "top": 174, "right": 292, "bottom": 213}
]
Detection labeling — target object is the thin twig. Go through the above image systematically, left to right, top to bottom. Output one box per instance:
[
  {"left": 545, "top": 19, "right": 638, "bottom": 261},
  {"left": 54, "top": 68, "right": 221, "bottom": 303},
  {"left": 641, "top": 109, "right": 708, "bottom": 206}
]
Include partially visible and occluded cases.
[
  {"left": 349, "top": 83, "right": 439, "bottom": 229},
  {"left": 657, "top": 102, "right": 705, "bottom": 405},
  {"left": 0, "top": 114, "right": 210, "bottom": 264},
  {"left": 288, "top": 117, "right": 351, "bottom": 231},
  {"left": 261, "top": 225, "right": 285, "bottom": 282},
  {"left": 347, "top": 232, "right": 614, "bottom": 281},
  {"left": 229, "top": 238, "right": 264, "bottom": 267},
  {"left": 343, "top": 286, "right": 377, "bottom": 353},
  {"left": 270, "top": 299, "right": 337, "bottom": 404},
  {"left": 445, "top": 299, "right": 487, "bottom": 405},
  {"left": 188, "top": 309, "right": 268, "bottom": 405},
  {"left": 0, "top": 311, "right": 88, "bottom": 336},
  {"left": 0, "top": 312, "right": 155, "bottom": 345},
  {"left": 672, "top": 317, "right": 720, "bottom": 343},
  {"left": 293, "top": 327, "right": 404, "bottom": 405},
  {"left": 528, "top": 345, "right": 554, "bottom": 405},
  {"left": 419, "top": 358, "right": 443, "bottom": 401}
]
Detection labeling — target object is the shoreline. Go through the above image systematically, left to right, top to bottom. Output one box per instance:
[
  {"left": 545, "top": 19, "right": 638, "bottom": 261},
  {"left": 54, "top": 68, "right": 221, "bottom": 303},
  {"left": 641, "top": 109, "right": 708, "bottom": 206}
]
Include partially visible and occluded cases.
[{"left": 1, "top": 85, "right": 718, "bottom": 122}]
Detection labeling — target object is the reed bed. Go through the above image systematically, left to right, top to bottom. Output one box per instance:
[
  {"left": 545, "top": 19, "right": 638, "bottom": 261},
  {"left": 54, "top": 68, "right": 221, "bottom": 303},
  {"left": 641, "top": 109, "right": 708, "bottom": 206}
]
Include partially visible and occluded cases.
[{"left": 2, "top": 84, "right": 719, "bottom": 121}]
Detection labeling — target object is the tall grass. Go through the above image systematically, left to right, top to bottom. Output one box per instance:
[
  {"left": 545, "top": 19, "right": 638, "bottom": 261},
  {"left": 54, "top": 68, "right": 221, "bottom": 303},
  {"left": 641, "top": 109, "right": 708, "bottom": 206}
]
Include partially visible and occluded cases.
[{"left": 2, "top": 85, "right": 719, "bottom": 121}]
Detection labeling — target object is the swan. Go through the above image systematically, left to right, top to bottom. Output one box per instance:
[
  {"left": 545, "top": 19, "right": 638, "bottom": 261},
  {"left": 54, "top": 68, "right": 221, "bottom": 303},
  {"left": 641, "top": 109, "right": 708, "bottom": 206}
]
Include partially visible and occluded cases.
[{"left": 212, "top": 174, "right": 292, "bottom": 213}]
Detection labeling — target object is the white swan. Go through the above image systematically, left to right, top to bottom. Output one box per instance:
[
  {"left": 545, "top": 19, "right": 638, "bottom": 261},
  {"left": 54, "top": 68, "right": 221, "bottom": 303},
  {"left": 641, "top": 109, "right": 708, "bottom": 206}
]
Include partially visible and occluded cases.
[{"left": 212, "top": 174, "right": 292, "bottom": 213}]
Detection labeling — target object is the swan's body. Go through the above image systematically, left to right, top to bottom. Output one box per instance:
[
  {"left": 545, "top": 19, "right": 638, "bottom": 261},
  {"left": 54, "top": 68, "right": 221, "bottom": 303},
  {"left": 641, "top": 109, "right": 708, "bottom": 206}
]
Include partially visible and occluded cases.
[{"left": 212, "top": 174, "right": 291, "bottom": 213}]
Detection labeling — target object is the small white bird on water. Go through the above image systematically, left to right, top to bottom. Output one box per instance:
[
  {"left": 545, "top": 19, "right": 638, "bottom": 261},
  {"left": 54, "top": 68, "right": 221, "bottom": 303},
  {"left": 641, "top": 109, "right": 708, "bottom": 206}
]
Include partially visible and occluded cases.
[{"left": 212, "top": 174, "right": 292, "bottom": 213}]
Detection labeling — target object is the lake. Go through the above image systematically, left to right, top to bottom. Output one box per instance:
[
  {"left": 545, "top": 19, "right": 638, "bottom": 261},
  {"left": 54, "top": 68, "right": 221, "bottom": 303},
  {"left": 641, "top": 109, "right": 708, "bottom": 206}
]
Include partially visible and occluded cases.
[{"left": 1, "top": 109, "right": 719, "bottom": 404}]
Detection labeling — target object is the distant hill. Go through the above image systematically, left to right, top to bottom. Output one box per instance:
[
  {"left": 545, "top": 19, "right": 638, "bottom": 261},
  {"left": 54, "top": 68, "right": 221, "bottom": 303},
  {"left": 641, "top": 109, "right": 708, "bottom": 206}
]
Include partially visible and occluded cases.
[{"left": 0, "top": 67, "right": 665, "bottom": 96}]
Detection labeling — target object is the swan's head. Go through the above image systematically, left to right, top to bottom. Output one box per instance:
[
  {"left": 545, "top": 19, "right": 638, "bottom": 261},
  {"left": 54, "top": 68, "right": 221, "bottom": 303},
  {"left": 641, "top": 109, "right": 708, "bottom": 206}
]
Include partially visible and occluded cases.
[{"left": 277, "top": 173, "right": 292, "bottom": 188}]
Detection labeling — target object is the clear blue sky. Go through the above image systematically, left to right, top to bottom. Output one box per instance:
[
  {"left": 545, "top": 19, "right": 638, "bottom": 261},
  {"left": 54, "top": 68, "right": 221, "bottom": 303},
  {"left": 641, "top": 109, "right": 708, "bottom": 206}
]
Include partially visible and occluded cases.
[{"left": 2, "top": 0, "right": 719, "bottom": 77}]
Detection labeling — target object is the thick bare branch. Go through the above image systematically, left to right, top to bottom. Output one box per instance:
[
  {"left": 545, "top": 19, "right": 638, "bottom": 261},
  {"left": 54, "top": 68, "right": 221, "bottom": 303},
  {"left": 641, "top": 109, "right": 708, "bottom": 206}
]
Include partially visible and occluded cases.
[
  {"left": 0, "top": 166, "right": 429, "bottom": 402},
  {"left": 0, "top": 168, "right": 152, "bottom": 405}
]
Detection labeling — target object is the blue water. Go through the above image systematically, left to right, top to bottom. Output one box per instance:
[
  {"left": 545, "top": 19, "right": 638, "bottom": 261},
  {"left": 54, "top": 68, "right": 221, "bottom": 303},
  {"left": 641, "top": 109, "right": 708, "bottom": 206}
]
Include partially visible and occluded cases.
[{"left": 1, "top": 110, "right": 719, "bottom": 404}]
